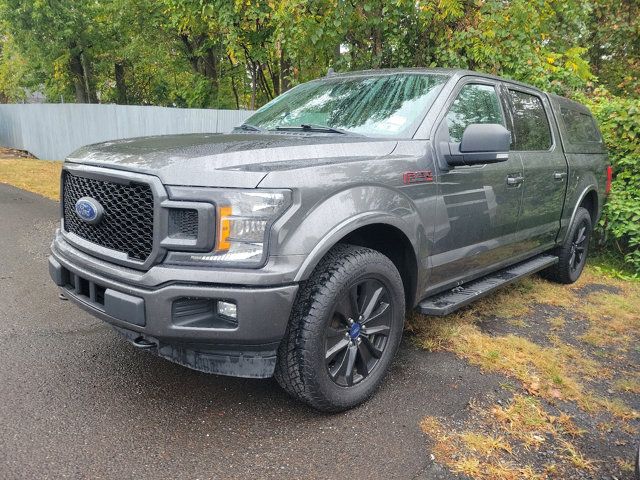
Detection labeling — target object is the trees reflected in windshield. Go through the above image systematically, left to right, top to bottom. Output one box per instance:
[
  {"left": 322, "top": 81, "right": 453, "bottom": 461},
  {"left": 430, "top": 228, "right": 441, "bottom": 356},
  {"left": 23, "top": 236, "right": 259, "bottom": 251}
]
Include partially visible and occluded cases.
[{"left": 245, "top": 73, "right": 448, "bottom": 137}]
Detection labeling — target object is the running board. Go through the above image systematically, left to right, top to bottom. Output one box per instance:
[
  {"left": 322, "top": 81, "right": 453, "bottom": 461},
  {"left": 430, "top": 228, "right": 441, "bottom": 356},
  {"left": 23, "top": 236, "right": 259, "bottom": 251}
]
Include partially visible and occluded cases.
[{"left": 417, "top": 254, "right": 558, "bottom": 316}]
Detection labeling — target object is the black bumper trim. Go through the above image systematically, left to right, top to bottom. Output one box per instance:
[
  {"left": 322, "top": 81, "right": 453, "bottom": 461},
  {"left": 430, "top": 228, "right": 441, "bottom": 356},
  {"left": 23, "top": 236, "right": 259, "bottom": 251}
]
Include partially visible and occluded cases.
[
  {"left": 50, "top": 257, "right": 146, "bottom": 326},
  {"left": 113, "top": 326, "right": 278, "bottom": 378}
]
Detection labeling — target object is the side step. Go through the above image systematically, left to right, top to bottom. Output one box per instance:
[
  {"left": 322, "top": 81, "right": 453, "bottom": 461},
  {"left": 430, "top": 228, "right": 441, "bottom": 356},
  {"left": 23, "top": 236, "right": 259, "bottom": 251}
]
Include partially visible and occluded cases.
[{"left": 417, "top": 254, "right": 558, "bottom": 316}]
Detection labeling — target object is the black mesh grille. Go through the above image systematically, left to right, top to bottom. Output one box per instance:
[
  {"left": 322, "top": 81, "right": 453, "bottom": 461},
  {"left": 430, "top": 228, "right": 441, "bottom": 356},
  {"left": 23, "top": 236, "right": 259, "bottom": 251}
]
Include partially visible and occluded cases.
[
  {"left": 62, "top": 171, "right": 154, "bottom": 262},
  {"left": 168, "top": 209, "right": 198, "bottom": 239}
]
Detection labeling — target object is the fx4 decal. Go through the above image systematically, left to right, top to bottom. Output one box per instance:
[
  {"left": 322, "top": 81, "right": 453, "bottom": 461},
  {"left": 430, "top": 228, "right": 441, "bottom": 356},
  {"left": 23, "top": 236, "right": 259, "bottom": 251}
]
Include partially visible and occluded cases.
[{"left": 403, "top": 170, "right": 434, "bottom": 184}]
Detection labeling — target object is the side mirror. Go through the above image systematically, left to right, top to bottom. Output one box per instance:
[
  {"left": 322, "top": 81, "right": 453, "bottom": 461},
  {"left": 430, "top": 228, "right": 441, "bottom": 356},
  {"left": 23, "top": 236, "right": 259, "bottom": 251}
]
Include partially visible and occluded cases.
[{"left": 444, "top": 123, "right": 510, "bottom": 166}]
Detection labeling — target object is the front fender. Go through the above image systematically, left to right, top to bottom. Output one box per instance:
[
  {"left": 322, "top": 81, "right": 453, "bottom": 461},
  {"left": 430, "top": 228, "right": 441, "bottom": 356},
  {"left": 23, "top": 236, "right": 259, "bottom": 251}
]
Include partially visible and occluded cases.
[{"left": 272, "top": 185, "right": 426, "bottom": 282}]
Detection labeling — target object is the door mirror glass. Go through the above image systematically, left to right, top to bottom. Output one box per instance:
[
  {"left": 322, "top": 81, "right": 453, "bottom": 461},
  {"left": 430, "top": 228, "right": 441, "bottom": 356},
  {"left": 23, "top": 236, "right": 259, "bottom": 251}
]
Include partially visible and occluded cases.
[
  {"left": 444, "top": 123, "right": 511, "bottom": 166},
  {"left": 460, "top": 123, "right": 511, "bottom": 153}
]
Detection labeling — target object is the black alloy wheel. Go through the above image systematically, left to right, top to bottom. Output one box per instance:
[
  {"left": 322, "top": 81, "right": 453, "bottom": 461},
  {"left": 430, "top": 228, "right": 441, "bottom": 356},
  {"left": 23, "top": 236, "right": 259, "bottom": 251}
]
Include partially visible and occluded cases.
[
  {"left": 569, "top": 220, "right": 589, "bottom": 274},
  {"left": 274, "top": 244, "right": 405, "bottom": 411},
  {"left": 324, "top": 278, "right": 393, "bottom": 387}
]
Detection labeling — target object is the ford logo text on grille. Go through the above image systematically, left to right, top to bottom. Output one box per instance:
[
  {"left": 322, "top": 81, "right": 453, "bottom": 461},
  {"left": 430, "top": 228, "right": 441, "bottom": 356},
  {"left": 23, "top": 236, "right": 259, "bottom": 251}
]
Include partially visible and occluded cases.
[{"left": 75, "top": 197, "right": 104, "bottom": 225}]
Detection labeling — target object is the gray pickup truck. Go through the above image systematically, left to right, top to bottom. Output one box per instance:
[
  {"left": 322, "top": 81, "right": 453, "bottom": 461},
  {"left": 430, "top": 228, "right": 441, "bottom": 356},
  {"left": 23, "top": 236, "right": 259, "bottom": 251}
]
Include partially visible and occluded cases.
[{"left": 49, "top": 68, "right": 610, "bottom": 411}]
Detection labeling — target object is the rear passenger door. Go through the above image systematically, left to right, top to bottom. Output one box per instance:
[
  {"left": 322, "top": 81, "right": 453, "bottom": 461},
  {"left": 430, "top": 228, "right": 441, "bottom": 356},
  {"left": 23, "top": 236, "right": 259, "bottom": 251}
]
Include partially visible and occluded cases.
[{"left": 505, "top": 87, "right": 567, "bottom": 250}]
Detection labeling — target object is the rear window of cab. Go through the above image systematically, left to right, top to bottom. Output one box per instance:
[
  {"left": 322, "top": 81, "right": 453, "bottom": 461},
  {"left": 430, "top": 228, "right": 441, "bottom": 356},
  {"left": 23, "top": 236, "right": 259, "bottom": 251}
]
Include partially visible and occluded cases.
[{"left": 560, "top": 107, "right": 602, "bottom": 144}]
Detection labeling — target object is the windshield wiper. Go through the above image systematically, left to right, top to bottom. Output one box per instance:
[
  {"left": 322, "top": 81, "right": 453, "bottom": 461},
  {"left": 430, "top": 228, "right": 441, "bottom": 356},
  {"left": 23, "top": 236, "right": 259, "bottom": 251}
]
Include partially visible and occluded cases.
[
  {"left": 236, "top": 123, "right": 265, "bottom": 132},
  {"left": 274, "top": 124, "right": 358, "bottom": 135}
]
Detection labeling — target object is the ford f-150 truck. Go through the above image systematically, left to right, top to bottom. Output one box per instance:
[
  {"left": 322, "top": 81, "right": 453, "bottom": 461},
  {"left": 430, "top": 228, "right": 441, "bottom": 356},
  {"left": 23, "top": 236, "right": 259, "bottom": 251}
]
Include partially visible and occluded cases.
[{"left": 49, "top": 68, "right": 610, "bottom": 411}]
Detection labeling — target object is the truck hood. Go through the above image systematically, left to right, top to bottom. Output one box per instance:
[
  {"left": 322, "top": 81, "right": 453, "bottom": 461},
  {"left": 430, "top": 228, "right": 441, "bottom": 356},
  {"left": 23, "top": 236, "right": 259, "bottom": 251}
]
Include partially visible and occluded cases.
[{"left": 67, "top": 133, "right": 398, "bottom": 188}]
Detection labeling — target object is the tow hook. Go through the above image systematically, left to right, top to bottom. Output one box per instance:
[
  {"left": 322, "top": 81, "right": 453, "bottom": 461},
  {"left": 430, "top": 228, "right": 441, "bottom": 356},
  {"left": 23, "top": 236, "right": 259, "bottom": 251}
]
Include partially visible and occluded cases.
[{"left": 132, "top": 336, "right": 157, "bottom": 350}]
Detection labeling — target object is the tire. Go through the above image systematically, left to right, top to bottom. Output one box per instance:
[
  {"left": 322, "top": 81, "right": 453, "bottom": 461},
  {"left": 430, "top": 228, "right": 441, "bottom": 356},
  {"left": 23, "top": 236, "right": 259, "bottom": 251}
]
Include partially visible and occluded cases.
[
  {"left": 542, "top": 207, "right": 592, "bottom": 284},
  {"left": 275, "top": 244, "right": 405, "bottom": 412}
]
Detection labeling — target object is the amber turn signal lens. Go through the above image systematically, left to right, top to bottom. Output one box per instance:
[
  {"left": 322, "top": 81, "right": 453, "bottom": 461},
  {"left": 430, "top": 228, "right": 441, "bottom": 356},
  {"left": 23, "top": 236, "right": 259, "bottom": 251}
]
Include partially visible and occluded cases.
[{"left": 218, "top": 206, "right": 232, "bottom": 251}]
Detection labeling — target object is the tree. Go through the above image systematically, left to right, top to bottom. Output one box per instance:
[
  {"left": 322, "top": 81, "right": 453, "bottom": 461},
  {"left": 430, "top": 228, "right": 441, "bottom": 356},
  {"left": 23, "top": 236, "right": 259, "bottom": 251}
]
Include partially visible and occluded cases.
[
  {"left": 0, "top": 0, "right": 637, "bottom": 106},
  {"left": 0, "top": 0, "right": 104, "bottom": 102}
]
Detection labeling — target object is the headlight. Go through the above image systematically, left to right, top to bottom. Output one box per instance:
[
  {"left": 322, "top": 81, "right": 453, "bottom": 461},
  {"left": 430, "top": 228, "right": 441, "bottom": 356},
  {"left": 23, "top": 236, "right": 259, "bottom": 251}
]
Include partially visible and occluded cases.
[{"left": 166, "top": 189, "right": 291, "bottom": 267}]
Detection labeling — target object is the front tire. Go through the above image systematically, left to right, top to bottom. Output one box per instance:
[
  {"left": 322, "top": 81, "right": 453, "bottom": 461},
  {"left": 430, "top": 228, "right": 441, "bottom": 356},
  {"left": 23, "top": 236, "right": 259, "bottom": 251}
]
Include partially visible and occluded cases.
[
  {"left": 542, "top": 207, "right": 592, "bottom": 284},
  {"left": 275, "top": 244, "right": 405, "bottom": 412}
]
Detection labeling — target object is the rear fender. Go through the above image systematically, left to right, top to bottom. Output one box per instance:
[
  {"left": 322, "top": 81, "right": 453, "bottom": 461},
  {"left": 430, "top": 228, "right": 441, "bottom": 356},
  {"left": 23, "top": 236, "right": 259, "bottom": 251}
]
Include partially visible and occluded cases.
[{"left": 558, "top": 170, "right": 599, "bottom": 244}]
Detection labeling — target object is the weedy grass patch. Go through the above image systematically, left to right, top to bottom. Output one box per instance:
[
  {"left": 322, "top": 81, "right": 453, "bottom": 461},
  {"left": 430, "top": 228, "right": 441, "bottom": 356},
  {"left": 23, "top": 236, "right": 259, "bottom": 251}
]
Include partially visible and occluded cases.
[
  {"left": 0, "top": 156, "right": 62, "bottom": 200},
  {"left": 413, "top": 266, "right": 640, "bottom": 478},
  {"left": 408, "top": 269, "right": 639, "bottom": 419},
  {"left": 420, "top": 394, "right": 598, "bottom": 479}
]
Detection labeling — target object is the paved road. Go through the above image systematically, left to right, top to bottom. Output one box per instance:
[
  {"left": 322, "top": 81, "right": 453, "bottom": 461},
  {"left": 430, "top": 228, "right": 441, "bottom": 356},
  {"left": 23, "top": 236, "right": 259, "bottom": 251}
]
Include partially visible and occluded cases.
[{"left": 0, "top": 184, "right": 500, "bottom": 479}]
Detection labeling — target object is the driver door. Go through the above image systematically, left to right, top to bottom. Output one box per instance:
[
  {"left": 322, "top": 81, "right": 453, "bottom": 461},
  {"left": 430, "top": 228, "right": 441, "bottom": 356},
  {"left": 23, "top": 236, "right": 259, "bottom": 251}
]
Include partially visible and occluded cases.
[{"left": 428, "top": 79, "right": 525, "bottom": 290}]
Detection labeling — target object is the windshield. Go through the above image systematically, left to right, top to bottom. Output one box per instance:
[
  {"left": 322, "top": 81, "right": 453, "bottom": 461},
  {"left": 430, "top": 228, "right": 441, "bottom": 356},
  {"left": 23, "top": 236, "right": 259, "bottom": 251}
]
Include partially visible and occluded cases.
[{"left": 243, "top": 73, "right": 448, "bottom": 138}]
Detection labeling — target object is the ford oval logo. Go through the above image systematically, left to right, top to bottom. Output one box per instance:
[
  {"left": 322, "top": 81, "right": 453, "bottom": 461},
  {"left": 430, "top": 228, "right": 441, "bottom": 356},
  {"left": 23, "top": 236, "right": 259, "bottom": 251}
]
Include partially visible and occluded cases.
[{"left": 75, "top": 197, "right": 104, "bottom": 225}]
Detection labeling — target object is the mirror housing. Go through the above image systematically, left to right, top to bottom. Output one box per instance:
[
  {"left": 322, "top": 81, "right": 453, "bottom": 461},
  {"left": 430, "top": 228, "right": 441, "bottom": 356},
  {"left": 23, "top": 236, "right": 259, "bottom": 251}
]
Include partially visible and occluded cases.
[{"left": 444, "top": 123, "right": 511, "bottom": 166}]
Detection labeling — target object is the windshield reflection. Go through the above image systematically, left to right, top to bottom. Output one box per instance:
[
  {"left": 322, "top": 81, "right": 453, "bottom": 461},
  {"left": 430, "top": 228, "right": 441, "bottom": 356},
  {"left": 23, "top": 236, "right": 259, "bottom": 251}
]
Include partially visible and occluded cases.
[{"left": 244, "top": 73, "right": 448, "bottom": 138}]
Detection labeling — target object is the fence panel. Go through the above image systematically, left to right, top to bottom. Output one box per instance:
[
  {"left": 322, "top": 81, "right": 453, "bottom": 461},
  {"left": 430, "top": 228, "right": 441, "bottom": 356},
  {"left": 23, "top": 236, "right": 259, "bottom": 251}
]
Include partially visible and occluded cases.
[{"left": 0, "top": 104, "right": 253, "bottom": 160}]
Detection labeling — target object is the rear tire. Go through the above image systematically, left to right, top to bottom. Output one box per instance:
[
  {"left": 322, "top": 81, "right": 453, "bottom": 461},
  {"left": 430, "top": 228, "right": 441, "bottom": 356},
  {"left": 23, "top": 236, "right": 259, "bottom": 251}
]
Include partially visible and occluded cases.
[
  {"left": 542, "top": 207, "right": 592, "bottom": 284},
  {"left": 275, "top": 244, "right": 405, "bottom": 412}
]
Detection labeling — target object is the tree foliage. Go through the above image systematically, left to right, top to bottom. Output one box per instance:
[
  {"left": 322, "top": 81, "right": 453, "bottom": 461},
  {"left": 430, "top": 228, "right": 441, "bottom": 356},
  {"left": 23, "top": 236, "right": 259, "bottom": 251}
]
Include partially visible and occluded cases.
[{"left": 1, "top": 0, "right": 636, "bottom": 107}]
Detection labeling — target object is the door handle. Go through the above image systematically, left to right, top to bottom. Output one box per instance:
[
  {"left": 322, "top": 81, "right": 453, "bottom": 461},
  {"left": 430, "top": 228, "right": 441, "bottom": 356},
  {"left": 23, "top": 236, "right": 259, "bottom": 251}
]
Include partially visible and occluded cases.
[
  {"left": 553, "top": 172, "right": 567, "bottom": 180},
  {"left": 506, "top": 175, "right": 524, "bottom": 186}
]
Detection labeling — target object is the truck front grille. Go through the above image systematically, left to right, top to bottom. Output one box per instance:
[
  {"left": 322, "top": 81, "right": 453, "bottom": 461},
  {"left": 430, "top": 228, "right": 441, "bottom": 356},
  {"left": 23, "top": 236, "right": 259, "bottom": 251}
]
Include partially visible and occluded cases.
[{"left": 62, "top": 171, "right": 155, "bottom": 262}]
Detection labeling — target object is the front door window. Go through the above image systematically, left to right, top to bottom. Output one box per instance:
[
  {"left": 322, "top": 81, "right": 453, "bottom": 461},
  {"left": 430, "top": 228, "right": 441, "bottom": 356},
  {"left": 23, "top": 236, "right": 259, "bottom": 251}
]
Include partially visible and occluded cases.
[{"left": 446, "top": 84, "right": 504, "bottom": 142}]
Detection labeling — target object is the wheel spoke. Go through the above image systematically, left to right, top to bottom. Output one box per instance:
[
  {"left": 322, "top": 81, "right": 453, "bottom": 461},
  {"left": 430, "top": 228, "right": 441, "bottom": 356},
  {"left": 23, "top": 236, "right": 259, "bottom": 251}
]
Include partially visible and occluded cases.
[
  {"left": 576, "top": 226, "right": 586, "bottom": 245},
  {"left": 569, "top": 250, "right": 576, "bottom": 269},
  {"left": 349, "top": 284, "right": 360, "bottom": 317},
  {"left": 361, "top": 284, "right": 383, "bottom": 320},
  {"left": 335, "top": 294, "right": 355, "bottom": 323},
  {"left": 362, "top": 302, "right": 390, "bottom": 327},
  {"left": 362, "top": 324, "right": 390, "bottom": 336},
  {"left": 361, "top": 336, "right": 383, "bottom": 359},
  {"left": 325, "top": 337, "right": 350, "bottom": 362},
  {"left": 357, "top": 343, "right": 372, "bottom": 376},
  {"left": 343, "top": 344, "right": 358, "bottom": 386},
  {"left": 329, "top": 347, "right": 350, "bottom": 378}
]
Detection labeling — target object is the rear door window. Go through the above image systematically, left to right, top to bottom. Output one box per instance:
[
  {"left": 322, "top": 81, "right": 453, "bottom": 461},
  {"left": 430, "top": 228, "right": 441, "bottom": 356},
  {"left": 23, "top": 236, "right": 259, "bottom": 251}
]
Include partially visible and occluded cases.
[
  {"left": 446, "top": 83, "right": 504, "bottom": 142},
  {"left": 508, "top": 90, "right": 552, "bottom": 151},
  {"left": 560, "top": 107, "right": 601, "bottom": 143}
]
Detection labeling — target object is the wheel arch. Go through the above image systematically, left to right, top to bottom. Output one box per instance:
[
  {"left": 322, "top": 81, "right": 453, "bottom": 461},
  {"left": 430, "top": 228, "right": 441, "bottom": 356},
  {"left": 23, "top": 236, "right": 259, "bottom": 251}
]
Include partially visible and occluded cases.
[
  {"left": 559, "top": 184, "right": 599, "bottom": 244},
  {"left": 578, "top": 189, "right": 598, "bottom": 225},
  {"left": 294, "top": 216, "right": 421, "bottom": 308}
]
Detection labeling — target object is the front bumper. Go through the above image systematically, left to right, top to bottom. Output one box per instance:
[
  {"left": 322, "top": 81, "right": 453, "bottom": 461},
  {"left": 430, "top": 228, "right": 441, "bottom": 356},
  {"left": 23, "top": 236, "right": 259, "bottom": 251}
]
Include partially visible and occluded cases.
[{"left": 49, "top": 238, "right": 299, "bottom": 379}]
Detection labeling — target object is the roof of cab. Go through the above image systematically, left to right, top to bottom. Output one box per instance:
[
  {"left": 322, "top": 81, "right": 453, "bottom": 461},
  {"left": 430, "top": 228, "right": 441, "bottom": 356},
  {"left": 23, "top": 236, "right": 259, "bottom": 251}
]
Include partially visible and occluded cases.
[
  {"left": 327, "top": 67, "right": 547, "bottom": 95},
  {"left": 547, "top": 92, "right": 592, "bottom": 115}
]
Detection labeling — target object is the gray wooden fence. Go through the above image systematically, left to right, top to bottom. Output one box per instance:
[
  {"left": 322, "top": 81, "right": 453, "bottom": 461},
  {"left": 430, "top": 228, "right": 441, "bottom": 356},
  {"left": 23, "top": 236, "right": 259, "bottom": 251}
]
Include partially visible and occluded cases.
[{"left": 0, "top": 104, "right": 254, "bottom": 160}]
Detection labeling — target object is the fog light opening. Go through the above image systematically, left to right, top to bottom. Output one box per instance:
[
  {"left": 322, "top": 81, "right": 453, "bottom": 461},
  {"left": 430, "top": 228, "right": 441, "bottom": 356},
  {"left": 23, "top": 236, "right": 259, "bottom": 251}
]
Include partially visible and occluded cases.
[{"left": 217, "top": 300, "right": 237, "bottom": 319}]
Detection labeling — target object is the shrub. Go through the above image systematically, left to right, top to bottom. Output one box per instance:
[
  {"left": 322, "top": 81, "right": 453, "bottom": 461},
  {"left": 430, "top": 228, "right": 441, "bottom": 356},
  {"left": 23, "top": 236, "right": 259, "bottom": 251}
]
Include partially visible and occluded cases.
[{"left": 583, "top": 89, "right": 640, "bottom": 274}]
